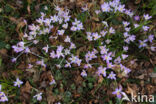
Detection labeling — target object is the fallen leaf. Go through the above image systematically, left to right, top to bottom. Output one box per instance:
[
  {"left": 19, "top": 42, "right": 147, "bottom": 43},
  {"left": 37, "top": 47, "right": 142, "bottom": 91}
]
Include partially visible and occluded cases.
[{"left": 20, "top": 81, "right": 32, "bottom": 103}]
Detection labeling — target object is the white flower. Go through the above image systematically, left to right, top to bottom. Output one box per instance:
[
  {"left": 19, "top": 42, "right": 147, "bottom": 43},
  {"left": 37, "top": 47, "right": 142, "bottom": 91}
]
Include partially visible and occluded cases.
[
  {"left": 64, "top": 36, "right": 71, "bottom": 43},
  {"left": 33, "top": 93, "right": 42, "bottom": 101}
]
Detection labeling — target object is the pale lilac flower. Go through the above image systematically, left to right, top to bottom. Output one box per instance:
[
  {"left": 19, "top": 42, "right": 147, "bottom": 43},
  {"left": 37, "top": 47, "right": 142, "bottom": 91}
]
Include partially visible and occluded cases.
[
  {"left": 101, "top": 2, "right": 111, "bottom": 12},
  {"left": 117, "top": 4, "right": 125, "bottom": 12},
  {"left": 82, "top": 5, "right": 88, "bottom": 12},
  {"left": 44, "top": 6, "right": 48, "bottom": 10},
  {"left": 125, "top": 9, "right": 133, "bottom": 17},
  {"left": 95, "top": 10, "right": 101, "bottom": 15},
  {"left": 143, "top": 14, "right": 152, "bottom": 20},
  {"left": 51, "top": 15, "right": 59, "bottom": 23},
  {"left": 134, "top": 15, "right": 140, "bottom": 21},
  {"left": 44, "top": 18, "right": 51, "bottom": 26},
  {"left": 72, "top": 19, "right": 80, "bottom": 26},
  {"left": 102, "top": 21, "right": 108, "bottom": 27},
  {"left": 122, "top": 21, "right": 130, "bottom": 27},
  {"left": 62, "top": 23, "right": 68, "bottom": 29},
  {"left": 77, "top": 23, "right": 84, "bottom": 30},
  {"left": 134, "top": 24, "right": 139, "bottom": 28},
  {"left": 70, "top": 26, "right": 77, "bottom": 31},
  {"left": 142, "top": 26, "right": 149, "bottom": 31},
  {"left": 109, "top": 27, "right": 115, "bottom": 34},
  {"left": 125, "top": 27, "right": 131, "bottom": 32},
  {"left": 58, "top": 30, "right": 65, "bottom": 35},
  {"left": 100, "top": 30, "right": 107, "bottom": 37},
  {"left": 86, "top": 32, "right": 93, "bottom": 41},
  {"left": 92, "top": 32, "right": 101, "bottom": 40},
  {"left": 123, "top": 32, "right": 129, "bottom": 38},
  {"left": 148, "top": 34, "right": 154, "bottom": 42},
  {"left": 129, "top": 35, "right": 136, "bottom": 42},
  {"left": 64, "top": 36, "right": 71, "bottom": 43},
  {"left": 124, "top": 38, "right": 131, "bottom": 44},
  {"left": 105, "top": 39, "right": 111, "bottom": 44},
  {"left": 139, "top": 39, "right": 148, "bottom": 48},
  {"left": 33, "top": 40, "right": 39, "bottom": 44},
  {"left": 70, "top": 43, "right": 76, "bottom": 49},
  {"left": 42, "top": 45, "right": 49, "bottom": 53},
  {"left": 99, "top": 46, "right": 108, "bottom": 54},
  {"left": 123, "top": 46, "right": 129, "bottom": 52},
  {"left": 150, "top": 46, "right": 156, "bottom": 51},
  {"left": 25, "top": 47, "right": 30, "bottom": 53},
  {"left": 64, "top": 49, "right": 70, "bottom": 55},
  {"left": 56, "top": 50, "right": 64, "bottom": 58},
  {"left": 50, "top": 51, "right": 56, "bottom": 58},
  {"left": 101, "top": 53, "right": 112, "bottom": 62},
  {"left": 122, "top": 54, "right": 128, "bottom": 60},
  {"left": 69, "top": 55, "right": 78, "bottom": 64},
  {"left": 114, "top": 56, "right": 121, "bottom": 64},
  {"left": 11, "top": 58, "right": 17, "bottom": 62},
  {"left": 75, "top": 58, "right": 82, "bottom": 66},
  {"left": 36, "top": 60, "right": 46, "bottom": 67},
  {"left": 65, "top": 61, "right": 71, "bottom": 68},
  {"left": 107, "top": 62, "right": 114, "bottom": 69},
  {"left": 84, "top": 63, "right": 92, "bottom": 69},
  {"left": 28, "top": 64, "right": 33, "bottom": 69},
  {"left": 97, "top": 66, "right": 107, "bottom": 77},
  {"left": 81, "top": 70, "right": 87, "bottom": 77},
  {"left": 108, "top": 71, "right": 116, "bottom": 80},
  {"left": 14, "top": 78, "right": 23, "bottom": 87},
  {"left": 49, "top": 79, "right": 56, "bottom": 85},
  {"left": 0, "top": 85, "right": 8, "bottom": 102},
  {"left": 112, "top": 86, "right": 123, "bottom": 99},
  {"left": 0, "top": 92, "right": 8, "bottom": 102},
  {"left": 33, "top": 93, "right": 42, "bottom": 101}
]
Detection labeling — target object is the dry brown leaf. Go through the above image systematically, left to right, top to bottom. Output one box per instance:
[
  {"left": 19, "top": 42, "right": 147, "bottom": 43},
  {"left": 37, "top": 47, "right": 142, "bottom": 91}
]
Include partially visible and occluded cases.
[
  {"left": 135, "top": 0, "right": 141, "bottom": 4},
  {"left": 0, "top": 49, "right": 8, "bottom": 57},
  {"left": 98, "top": 75, "right": 103, "bottom": 83},
  {"left": 20, "top": 81, "right": 32, "bottom": 103},
  {"left": 126, "top": 84, "right": 137, "bottom": 96}
]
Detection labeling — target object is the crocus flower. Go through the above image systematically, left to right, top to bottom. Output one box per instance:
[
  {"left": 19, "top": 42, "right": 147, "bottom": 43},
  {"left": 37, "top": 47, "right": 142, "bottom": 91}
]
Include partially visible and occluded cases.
[
  {"left": 101, "top": 2, "right": 111, "bottom": 12},
  {"left": 143, "top": 14, "right": 152, "bottom": 20},
  {"left": 134, "top": 15, "right": 140, "bottom": 21},
  {"left": 142, "top": 26, "right": 149, "bottom": 31},
  {"left": 109, "top": 27, "right": 115, "bottom": 34},
  {"left": 148, "top": 34, "right": 154, "bottom": 43},
  {"left": 64, "top": 36, "right": 71, "bottom": 43},
  {"left": 138, "top": 39, "right": 148, "bottom": 48},
  {"left": 42, "top": 45, "right": 49, "bottom": 53},
  {"left": 150, "top": 46, "right": 156, "bottom": 51},
  {"left": 81, "top": 70, "right": 87, "bottom": 77},
  {"left": 108, "top": 71, "right": 116, "bottom": 80},
  {"left": 14, "top": 78, "right": 23, "bottom": 87},
  {"left": 49, "top": 79, "right": 56, "bottom": 85},
  {"left": 0, "top": 85, "right": 8, "bottom": 102},
  {"left": 112, "top": 86, "right": 123, "bottom": 99},
  {"left": 0, "top": 92, "right": 8, "bottom": 102},
  {"left": 33, "top": 93, "right": 42, "bottom": 101}
]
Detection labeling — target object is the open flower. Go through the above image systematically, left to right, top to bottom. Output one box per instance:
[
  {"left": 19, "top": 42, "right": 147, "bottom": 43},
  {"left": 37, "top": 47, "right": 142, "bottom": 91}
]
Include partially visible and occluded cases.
[
  {"left": 81, "top": 70, "right": 87, "bottom": 77},
  {"left": 108, "top": 71, "right": 116, "bottom": 80},
  {"left": 14, "top": 78, "right": 23, "bottom": 88},
  {"left": 112, "top": 85, "right": 123, "bottom": 99},
  {"left": 33, "top": 93, "right": 42, "bottom": 101}
]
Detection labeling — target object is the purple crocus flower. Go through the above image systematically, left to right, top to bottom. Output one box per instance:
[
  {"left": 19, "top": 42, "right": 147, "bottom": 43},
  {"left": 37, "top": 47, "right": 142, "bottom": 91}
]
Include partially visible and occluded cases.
[
  {"left": 134, "top": 15, "right": 140, "bottom": 21},
  {"left": 148, "top": 34, "right": 154, "bottom": 43},
  {"left": 138, "top": 39, "right": 148, "bottom": 48},
  {"left": 81, "top": 70, "right": 87, "bottom": 77},
  {"left": 108, "top": 71, "right": 116, "bottom": 80},
  {"left": 14, "top": 78, "right": 23, "bottom": 88},
  {"left": 112, "top": 86, "right": 123, "bottom": 99}
]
